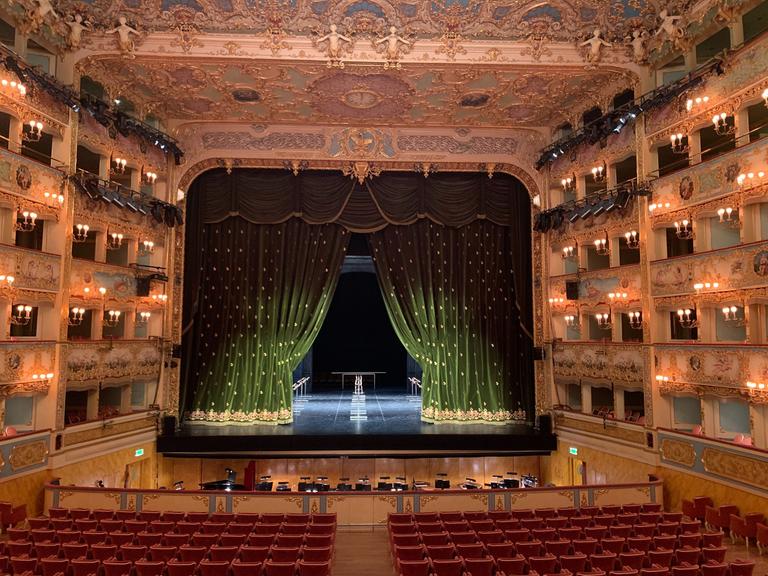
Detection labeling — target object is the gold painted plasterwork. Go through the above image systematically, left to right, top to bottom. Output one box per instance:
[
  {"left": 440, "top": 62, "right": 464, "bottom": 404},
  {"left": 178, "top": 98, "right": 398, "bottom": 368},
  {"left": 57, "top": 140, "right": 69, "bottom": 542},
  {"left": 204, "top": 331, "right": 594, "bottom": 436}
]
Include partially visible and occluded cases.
[
  {"left": 61, "top": 414, "right": 156, "bottom": 448},
  {"left": 555, "top": 414, "right": 646, "bottom": 445},
  {"left": 660, "top": 438, "right": 696, "bottom": 468},
  {"left": 9, "top": 440, "right": 48, "bottom": 471},
  {"left": 701, "top": 447, "right": 768, "bottom": 490}
]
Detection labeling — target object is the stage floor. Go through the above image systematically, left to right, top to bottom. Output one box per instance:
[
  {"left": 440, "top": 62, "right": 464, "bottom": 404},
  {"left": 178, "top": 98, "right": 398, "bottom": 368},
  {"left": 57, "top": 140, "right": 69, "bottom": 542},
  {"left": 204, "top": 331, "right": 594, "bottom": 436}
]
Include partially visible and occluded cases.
[{"left": 159, "top": 391, "right": 556, "bottom": 456}]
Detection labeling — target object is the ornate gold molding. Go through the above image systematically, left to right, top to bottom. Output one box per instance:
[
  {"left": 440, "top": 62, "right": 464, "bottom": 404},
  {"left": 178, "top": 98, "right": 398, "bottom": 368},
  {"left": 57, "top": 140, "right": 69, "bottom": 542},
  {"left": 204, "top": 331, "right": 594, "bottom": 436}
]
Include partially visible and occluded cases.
[{"left": 660, "top": 437, "right": 696, "bottom": 467}]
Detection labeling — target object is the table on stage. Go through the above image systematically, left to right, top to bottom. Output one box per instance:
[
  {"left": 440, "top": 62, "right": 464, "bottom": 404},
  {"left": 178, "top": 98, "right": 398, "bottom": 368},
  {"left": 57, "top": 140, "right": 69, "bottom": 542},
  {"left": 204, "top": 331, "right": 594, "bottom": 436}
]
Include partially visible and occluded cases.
[{"left": 332, "top": 372, "right": 386, "bottom": 392}]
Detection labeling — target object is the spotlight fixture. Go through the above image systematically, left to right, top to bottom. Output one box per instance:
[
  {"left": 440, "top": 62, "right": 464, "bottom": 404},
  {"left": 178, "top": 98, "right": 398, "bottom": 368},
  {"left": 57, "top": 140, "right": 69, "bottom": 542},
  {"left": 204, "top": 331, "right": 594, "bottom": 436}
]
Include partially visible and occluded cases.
[
  {"left": 712, "top": 112, "right": 734, "bottom": 136},
  {"left": 23, "top": 120, "right": 43, "bottom": 142},
  {"left": 670, "top": 133, "right": 689, "bottom": 155},
  {"left": 591, "top": 162, "right": 607, "bottom": 183},
  {"left": 561, "top": 174, "right": 576, "bottom": 195},
  {"left": 591, "top": 197, "right": 607, "bottom": 218},
  {"left": 16, "top": 210, "right": 37, "bottom": 232},
  {"left": 673, "top": 219, "right": 694, "bottom": 240},
  {"left": 74, "top": 224, "right": 89, "bottom": 242},
  {"left": 624, "top": 230, "right": 640, "bottom": 249},
  {"left": 106, "top": 231, "right": 124, "bottom": 250},
  {"left": 593, "top": 236, "right": 609, "bottom": 256},
  {"left": 562, "top": 245, "right": 576, "bottom": 260},
  {"left": 11, "top": 304, "right": 32, "bottom": 326},
  {"left": 68, "top": 307, "right": 85, "bottom": 326},
  {"left": 676, "top": 308, "right": 697, "bottom": 329},
  {"left": 104, "top": 310, "right": 122, "bottom": 327},
  {"left": 628, "top": 311, "right": 642, "bottom": 329},
  {"left": 595, "top": 312, "right": 612, "bottom": 330}
]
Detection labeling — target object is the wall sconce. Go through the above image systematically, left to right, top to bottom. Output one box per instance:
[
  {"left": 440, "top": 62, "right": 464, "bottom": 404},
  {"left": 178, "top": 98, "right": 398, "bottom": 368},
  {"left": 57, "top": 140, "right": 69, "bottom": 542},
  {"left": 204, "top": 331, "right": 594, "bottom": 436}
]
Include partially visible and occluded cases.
[
  {"left": 0, "top": 78, "right": 25, "bottom": 96},
  {"left": 763, "top": 89, "right": 768, "bottom": 108},
  {"left": 686, "top": 95, "right": 709, "bottom": 112},
  {"left": 712, "top": 112, "right": 734, "bottom": 136},
  {"left": 23, "top": 120, "right": 43, "bottom": 143},
  {"left": 670, "top": 133, "right": 689, "bottom": 155},
  {"left": 111, "top": 155, "right": 127, "bottom": 175},
  {"left": 591, "top": 162, "right": 607, "bottom": 183},
  {"left": 142, "top": 167, "right": 158, "bottom": 185},
  {"left": 736, "top": 171, "right": 765, "bottom": 188},
  {"left": 561, "top": 174, "right": 576, "bottom": 194},
  {"left": 43, "top": 191, "right": 65, "bottom": 206},
  {"left": 648, "top": 201, "right": 671, "bottom": 213},
  {"left": 716, "top": 206, "right": 738, "bottom": 227},
  {"left": 16, "top": 210, "right": 37, "bottom": 233},
  {"left": 674, "top": 219, "right": 694, "bottom": 240},
  {"left": 74, "top": 224, "right": 90, "bottom": 243},
  {"left": 624, "top": 230, "right": 639, "bottom": 249},
  {"left": 106, "top": 232, "right": 124, "bottom": 250},
  {"left": 593, "top": 236, "right": 609, "bottom": 256},
  {"left": 139, "top": 240, "right": 154, "bottom": 256},
  {"left": 562, "top": 245, "right": 576, "bottom": 260},
  {"left": 0, "top": 275, "right": 15, "bottom": 287},
  {"left": 693, "top": 281, "right": 719, "bottom": 292},
  {"left": 98, "top": 287, "right": 107, "bottom": 298},
  {"left": 608, "top": 292, "right": 628, "bottom": 303},
  {"left": 151, "top": 294, "right": 168, "bottom": 303},
  {"left": 548, "top": 297, "right": 564, "bottom": 305},
  {"left": 11, "top": 304, "right": 32, "bottom": 325},
  {"left": 722, "top": 305, "right": 746, "bottom": 326},
  {"left": 68, "top": 307, "right": 85, "bottom": 326},
  {"left": 676, "top": 308, "right": 697, "bottom": 329},
  {"left": 104, "top": 310, "right": 122, "bottom": 327},
  {"left": 137, "top": 311, "right": 151, "bottom": 324},
  {"left": 628, "top": 311, "right": 642, "bottom": 329},
  {"left": 595, "top": 312, "right": 612, "bottom": 330},
  {"left": 564, "top": 314, "right": 580, "bottom": 329},
  {"left": 31, "top": 372, "right": 54, "bottom": 381},
  {"left": 655, "top": 375, "right": 670, "bottom": 383},
  {"left": 747, "top": 381, "right": 766, "bottom": 390}
]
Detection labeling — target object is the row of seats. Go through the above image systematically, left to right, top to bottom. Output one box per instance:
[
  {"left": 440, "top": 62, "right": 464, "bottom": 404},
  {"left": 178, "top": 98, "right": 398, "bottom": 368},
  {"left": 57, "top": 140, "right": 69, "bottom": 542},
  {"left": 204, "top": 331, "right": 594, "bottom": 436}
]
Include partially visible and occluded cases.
[
  {"left": 389, "top": 505, "right": 663, "bottom": 523},
  {"left": 43, "top": 510, "right": 335, "bottom": 525},
  {"left": 26, "top": 520, "right": 334, "bottom": 534},
  {"left": 3, "top": 555, "right": 329, "bottom": 576}
]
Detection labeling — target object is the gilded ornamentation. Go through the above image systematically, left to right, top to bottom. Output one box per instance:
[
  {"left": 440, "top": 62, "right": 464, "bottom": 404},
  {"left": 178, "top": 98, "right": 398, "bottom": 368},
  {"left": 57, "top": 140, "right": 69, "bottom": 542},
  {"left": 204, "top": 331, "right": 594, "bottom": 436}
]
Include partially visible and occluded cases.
[
  {"left": 105, "top": 16, "right": 141, "bottom": 58},
  {"left": 170, "top": 22, "right": 204, "bottom": 54},
  {"left": 314, "top": 24, "right": 353, "bottom": 68},
  {"left": 373, "top": 26, "right": 413, "bottom": 69},
  {"left": 555, "top": 413, "right": 647, "bottom": 445},
  {"left": 61, "top": 414, "right": 156, "bottom": 448},
  {"left": 660, "top": 438, "right": 696, "bottom": 467},
  {"left": 9, "top": 440, "right": 48, "bottom": 471},
  {"left": 701, "top": 447, "right": 768, "bottom": 490},
  {"left": 592, "top": 488, "right": 609, "bottom": 503},
  {"left": 469, "top": 494, "right": 488, "bottom": 506},
  {"left": 191, "top": 495, "right": 210, "bottom": 507},
  {"left": 377, "top": 495, "right": 398, "bottom": 507},
  {"left": 232, "top": 496, "right": 249, "bottom": 510},
  {"left": 285, "top": 497, "right": 304, "bottom": 510},
  {"left": 404, "top": 499, "right": 412, "bottom": 513},
  {"left": 310, "top": 500, "right": 319, "bottom": 514}
]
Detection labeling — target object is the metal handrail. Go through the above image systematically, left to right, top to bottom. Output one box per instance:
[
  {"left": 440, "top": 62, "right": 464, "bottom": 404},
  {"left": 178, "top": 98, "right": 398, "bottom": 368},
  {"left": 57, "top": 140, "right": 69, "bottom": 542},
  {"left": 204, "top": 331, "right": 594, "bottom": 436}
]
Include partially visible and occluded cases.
[{"left": 408, "top": 376, "right": 421, "bottom": 396}]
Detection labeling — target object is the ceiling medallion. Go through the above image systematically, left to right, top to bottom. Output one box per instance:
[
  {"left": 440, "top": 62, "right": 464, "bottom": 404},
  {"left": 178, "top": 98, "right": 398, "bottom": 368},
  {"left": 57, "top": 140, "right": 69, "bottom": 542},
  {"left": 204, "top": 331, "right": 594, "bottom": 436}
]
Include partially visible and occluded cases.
[{"left": 342, "top": 89, "right": 383, "bottom": 109}]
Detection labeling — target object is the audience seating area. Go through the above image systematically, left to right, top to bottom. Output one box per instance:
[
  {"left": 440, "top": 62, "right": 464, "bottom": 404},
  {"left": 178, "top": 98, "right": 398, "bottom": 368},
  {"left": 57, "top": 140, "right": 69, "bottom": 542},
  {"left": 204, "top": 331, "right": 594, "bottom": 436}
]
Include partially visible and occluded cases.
[
  {"left": 387, "top": 504, "right": 756, "bottom": 576},
  {"left": 2, "top": 507, "right": 336, "bottom": 576}
]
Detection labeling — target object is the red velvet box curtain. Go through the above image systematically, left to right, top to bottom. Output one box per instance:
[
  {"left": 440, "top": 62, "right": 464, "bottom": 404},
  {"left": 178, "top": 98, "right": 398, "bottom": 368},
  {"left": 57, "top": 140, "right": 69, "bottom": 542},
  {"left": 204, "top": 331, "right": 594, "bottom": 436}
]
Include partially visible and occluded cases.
[{"left": 182, "top": 169, "right": 533, "bottom": 424}]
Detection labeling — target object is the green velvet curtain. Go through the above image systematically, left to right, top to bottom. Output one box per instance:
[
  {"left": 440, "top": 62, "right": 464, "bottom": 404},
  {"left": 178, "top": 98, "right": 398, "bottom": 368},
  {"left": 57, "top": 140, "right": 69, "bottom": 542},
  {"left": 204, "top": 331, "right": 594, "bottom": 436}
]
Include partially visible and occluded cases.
[
  {"left": 186, "top": 218, "right": 348, "bottom": 423},
  {"left": 370, "top": 220, "right": 531, "bottom": 423}
]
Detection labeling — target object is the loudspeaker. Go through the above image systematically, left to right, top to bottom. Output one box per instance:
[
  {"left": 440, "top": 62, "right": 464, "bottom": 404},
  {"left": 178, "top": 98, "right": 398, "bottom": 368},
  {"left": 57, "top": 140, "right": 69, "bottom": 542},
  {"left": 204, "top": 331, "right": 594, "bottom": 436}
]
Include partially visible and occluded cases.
[
  {"left": 136, "top": 277, "right": 151, "bottom": 297},
  {"left": 565, "top": 280, "right": 580, "bottom": 300},
  {"left": 533, "top": 347, "right": 546, "bottom": 361},
  {"left": 538, "top": 414, "right": 553, "bottom": 435},
  {"left": 162, "top": 415, "right": 177, "bottom": 436}
]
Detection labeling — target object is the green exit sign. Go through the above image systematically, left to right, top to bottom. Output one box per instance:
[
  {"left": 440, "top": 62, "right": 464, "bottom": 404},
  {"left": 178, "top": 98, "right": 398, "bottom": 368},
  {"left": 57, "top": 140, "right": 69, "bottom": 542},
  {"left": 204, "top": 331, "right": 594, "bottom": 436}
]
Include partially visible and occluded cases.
[
  {"left": 569, "top": 447, "right": 578, "bottom": 456},
  {"left": 135, "top": 448, "right": 144, "bottom": 457}
]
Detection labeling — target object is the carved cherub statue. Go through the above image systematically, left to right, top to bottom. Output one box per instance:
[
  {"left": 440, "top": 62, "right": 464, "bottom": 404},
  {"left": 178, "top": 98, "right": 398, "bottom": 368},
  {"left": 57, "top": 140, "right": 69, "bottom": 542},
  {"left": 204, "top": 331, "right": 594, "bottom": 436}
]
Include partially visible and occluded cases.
[
  {"left": 27, "top": 0, "right": 59, "bottom": 30},
  {"left": 656, "top": 10, "right": 685, "bottom": 42},
  {"left": 65, "top": 14, "right": 92, "bottom": 50},
  {"left": 106, "top": 16, "right": 140, "bottom": 57},
  {"left": 316, "top": 24, "right": 352, "bottom": 67},
  {"left": 376, "top": 25, "right": 411, "bottom": 68},
  {"left": 580, "top": 28, "right": 611, "bottom": 63},
  {"left": 628, "top": 29, "right": 648, "bottom": 63}
]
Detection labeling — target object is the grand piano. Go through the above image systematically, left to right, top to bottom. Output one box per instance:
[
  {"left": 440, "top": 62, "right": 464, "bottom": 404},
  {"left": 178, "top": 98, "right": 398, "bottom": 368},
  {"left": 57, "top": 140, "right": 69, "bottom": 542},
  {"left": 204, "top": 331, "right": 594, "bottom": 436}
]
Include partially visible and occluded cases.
[{"left": 199, "top": 468, "right": 246, "bottom": 491}]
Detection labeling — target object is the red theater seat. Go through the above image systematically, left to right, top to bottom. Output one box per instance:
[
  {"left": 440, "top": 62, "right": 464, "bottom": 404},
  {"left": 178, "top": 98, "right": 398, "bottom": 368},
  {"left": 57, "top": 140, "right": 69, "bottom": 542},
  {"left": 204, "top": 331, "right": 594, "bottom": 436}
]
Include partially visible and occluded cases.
[
  {"left": 497, "top": 556, "right": 526, "bottom": 576},
  {"left": 39, "top": 557, "right": 69, "bottom": 576},
  {"left": 462, "top": 557, "right": 495, "bottom": 576},
  {"left": 430, "top": 558, "right": 464, "bottom": 576},
  {"left": 70, "top": 559, "right": 101, "bottom": 576},
  {"left": 231, "top": 559, "right": 263, "bottom": 576},
  {"left": 102, "top": 560, "right": 132, "bottom": 576},
  {"left": 134, "top": 560, "right": 165, "bottom": 576},
  {"left": 166, "top": 560, "right": 197, "bottom": 576},
  {"left": 198, "top": 560, "right": 231, "bottom": 576},
  {"left": 265, "top": 560, "right": 299, "bottom": 576}
]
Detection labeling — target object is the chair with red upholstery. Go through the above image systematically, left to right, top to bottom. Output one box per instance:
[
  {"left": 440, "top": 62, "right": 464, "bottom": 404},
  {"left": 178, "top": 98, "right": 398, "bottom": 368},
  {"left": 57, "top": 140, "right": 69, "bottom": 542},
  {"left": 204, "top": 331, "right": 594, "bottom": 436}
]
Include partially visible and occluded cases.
[
  {"left": 681, "top": 501, "right": 696, "bottom": 521},
  {"left": 703, "top": 508, "right": 722, "bottom": 533},
  {"left": 48, "top": 509, "right": 69, "bottom": 520},
  {"left": 68, "top": 510, "right": 90, "bottom": 521},
  {"left": 511, "top": 510, "right": 534, "bottom": 521},
  {"left": 114, "top": 511, "right": 137, "bottom": 522},
  {"left": 138, "top": 512, "right": 162, "bottom": 523},
  {"left": 209, "top": 512, "right": 234, "bottom": 524},
  {"left": 488, "top": 512, "right": 512, "bottom": 522},
  {"left": 184, "top": 513, "right": 208, "bottom": 524},
  {"left": 390, "top": 513, "right": 414, "bottom": 524},
  {"left": 439, "top": 513, "right": 464, "bottom": 523},
  {"left": 461, "top": 513, "right": 485, "bottom": 523},
  {"left": 638, "top": 513, "right": 661, "bottom": 525},
  {"left": 663, "top": 513, "right": 683, "bottom": 523},
  {"left": 283, "top": 514, "right": 309, "bottom": 526},
  {"left": 309, "top": 514, "right": 335, "bottom": 525},
  {"left": 28, "top": 517, "right": 51, "bottom": 530},
  {"left": 546, "top": 517, "right": 568, "bottom": 529},
  {"left": 571, "top": 517, "right": 592, "bottom": 529},
  {"left": 51, "top": 518, "right": 74, "bottom": 531},
  {"left": 521, "top": 518, "right": 544, "bottom": 531},
  {"left": 74, "top": 519, "right": 99, "bottom": 533},
  {"left": 99, "top": 520, "right": 123, "bottom": 533},
  {"left": 495, "top": 520, "right": 519, "bottom": 532},
  {"left": 123, "top": 521, "right": 148, "bottom": 535},
  {"left": 149, "top": 521, "right": 174, "bottom": 535},
  {"left": 471, "top": 521, "right": 496, "bottom": 533},
  {"left": 679, "top": 521, "right": 699, "bottom": 535},
  {"left": 174, "top": 522, "right": 201, "bottom": 536},
  {"left": 201, "top": 522, "right": 227, "bottom": 535},
  {"left": 445, "top": 522, "right": 470, "bottom": 534},
  {"left": 227, "top": 523, "right": 255, "bottom": 535},
  {"left": 656, "top": 523, "right": 679, "bottom": 537},
  {"left": 757, "top": 523, "right": 768, "bottom": 554},
  {"left": 281, "top": 524, "right": 308, "bottom": 536},
  {"left": 307, "top": 524, "right": 334, "bottom": 536},
  {"left": 391, "top": 524, "right": 418, "bottom": 535},
  {"left": 631, "top": 524, "right": 655, "bottom": 538},
  {"left": 610, "top": 526, "right": 632, "bottom": 539},
  {"left": 559, "top": 527, "right": 583, "bottom": 540},
  {"left": 584, "top": 527, "right": 608, "bottom": 541},
  {"left": 532, "top": 528, "right": 557, "bottom": 542},
  {"left": 30, "top": 529, "right": 56, "bottom": 543},
  {"left": 503, "top": 529, "right": 530, "bottom": 543},
  {"left": 83, "top": 531, "right": 109, "bottom": 546},
  {"left": 477, "top": 531, "right": 505, "bottom": 545},
  {"left": 136, "top": 532, "right": 163, "bottom": 547},
  {"left": 191, "top": 532, "right": 219, "bottom": 547},
  {"left": 700, "top": 532, "right": 723, "bottom": 548},
  {"left": 108, "top": 533, "right": 135, "bottom": 547},
  {"left": 162, "top": 533, "right": 189, "bottom": 548},
  {"left": 219, "top": 533, "right": 248, "bottom": 547},
  {"left": 249, "top": 533, "right": 277, "bottom": 547},
  {"left": 422, "top": 533, "right": 451, "bottom": 547},
  {"left": 451, "top": 533, "right": 479, "bottom": 545},
  {"left": 276, "top": 534, "right": 305, "bottom": 548},
  {"left": 676, "top": 534, "right": 700, "bottom": 548},
  {"left": 304, "top": 535, "right": 333, "bottom": 548},
  {"left": 652, "top": 536, "right": 676, "bottom": 550},
  {"left": 626, "top": 537, "right": 651, "bottom": 552},
  {"left": 600, "top": 538, "right": 625, "bottom": 555},
  {"left": 572, "top": 539, "right": 598, "bottom": 556},
  {"left": 7, "top": 540, "right": 33, "bottom": 557},
  {"left": 515, "top": 540, "right": 542, "bottom": 557},
  {"left": 544, "top": 540, "right": 570, "bottom": 557},
  {"left": 35, "top": 542, "right": 60, "bottom": 559},
  {"left": 62, "top": 543, "right": 89, "bottom": 560},
  {"left": 456, "top": 543, "right": 486, "bottom": 559},
  {"left": 485, "top": 543, "right": 515, "bottom": 559},
  {"left": 90, "top": 544, "right": 118, "bottom": 561},
  {"left": 119, "top": 544, "right": 148, "bottom": 562},
  {"left": 426, "top": 544, "right": 457, "bottom": 560},
  {"left": 148, "top": 545, "right": 176, "bottom": 563},
  {"left": 178, "top": 545, "right": 207, "bottom": 563},
  {"left": 209, "top": 545, "right": 239, "bottom": 562},
  {"left": 240, "top": 545, "right": 271, "bottom": 563},
  {"left": 271, "top": 546, "right": 301, "bottom": 562},
  {"left": 301, "top": 546, "right": 332, "bottom": 562},
  {"left": 674, "top": 547, "right": 701, "bottom": 565},
  {"left": 701, "top": 547, "right": 726, "bottom": 563},
  {"left": 647, "top": 550, "right": 673, "bottom": 568},
  {"left": 618, "top": 551, "right": 646, "bottom": 570},
  {"left": 589, "top": 553, "right": 618, "bottom": 573},
  {"left": 560, "top": 554, "right": 588, "bottom": 573},
  {"left": 528, "top": 555, "right": 557, "bottom": 575},
  {"left": 11, "top": 556, "right": 38, "bottom": 575},
  {"left": 496, "top": 556, "right": 525, "bottom": 576},
  {"left": 39, "top": 557, "right": 69, "bottom": 576},
  {"left": 430, "top": 557, "right": 464, "bottom": 576},
  {"left": 462, "top": 557, "right": 495, "bottom": 576},
  {"left": 70, "top": 559, "right": 101, "bottom": 576},
  {"left": 231, "top": 559, "right": 263, "bottom": 576},
  {"left": 397, "top": 559, "right": 431, "bottom": 576},
  {"left": 102, "top": 560, "right": 132, "bottom": 576},
  {"left": 134, "top": 560, "right": 165, "bottom": 576},
  {"left": 166, "top": 560, "right": 196, "bottom": 576},
  {"left": 199, "top": 560, "right": 232, "bottom": 576},
  {"left": 297, "top": 560, "right": 330, "bottom": 576},
  {"left": 729, "top": 560, "right": 755, "bottom": 576},
  {"left": 700, "top": 562, "right": 727, "bottom": 576},
  {"left": 670, "top": 565, "right": 699, "bottom": 576},
  {"left": 639, "top": 568, "right": 669, "bottom": 576},
  {"left": 609, "top": 569, "right": 638, "bottom": 576}
]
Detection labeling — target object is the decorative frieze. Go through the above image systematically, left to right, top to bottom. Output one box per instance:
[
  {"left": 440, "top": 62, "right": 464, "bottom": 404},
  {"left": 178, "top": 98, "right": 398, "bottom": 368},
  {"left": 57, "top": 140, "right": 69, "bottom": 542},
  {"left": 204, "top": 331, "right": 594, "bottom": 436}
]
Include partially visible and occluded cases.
[{"left": 65, "top": 341, "right": 162, "bottom": 383}]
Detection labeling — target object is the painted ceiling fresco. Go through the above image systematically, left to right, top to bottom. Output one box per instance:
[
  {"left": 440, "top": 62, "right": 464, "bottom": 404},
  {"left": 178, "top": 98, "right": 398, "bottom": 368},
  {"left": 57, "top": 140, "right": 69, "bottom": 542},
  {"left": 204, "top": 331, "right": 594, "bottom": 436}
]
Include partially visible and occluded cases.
[
  {"left": 37, "top": 0, "right": 693, "bottom": 43},
  {"left": 78, "top": 58, "right": 634, "bottom": 127}
]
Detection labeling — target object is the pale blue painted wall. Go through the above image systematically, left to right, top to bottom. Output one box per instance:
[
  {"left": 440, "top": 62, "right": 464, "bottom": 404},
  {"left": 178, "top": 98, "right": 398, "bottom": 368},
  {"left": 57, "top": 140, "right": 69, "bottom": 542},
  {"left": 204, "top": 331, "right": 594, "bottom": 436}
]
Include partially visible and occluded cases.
[
  {"left": 673, "top": 396, "right": 701, "bottom": 426},
  {"left": 718, "top": 399, "right": 750, "bottom": 434}
]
